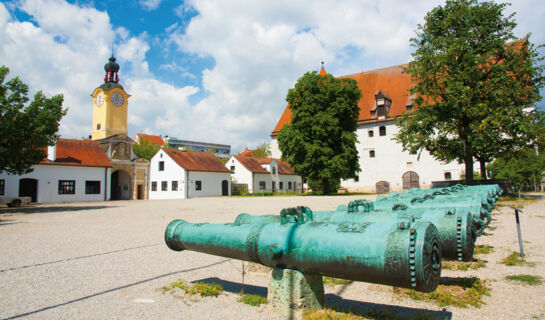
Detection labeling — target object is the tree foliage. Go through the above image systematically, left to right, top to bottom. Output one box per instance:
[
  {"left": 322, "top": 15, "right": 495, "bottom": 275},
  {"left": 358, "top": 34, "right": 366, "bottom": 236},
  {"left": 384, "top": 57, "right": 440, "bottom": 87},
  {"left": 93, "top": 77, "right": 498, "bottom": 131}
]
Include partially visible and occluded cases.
[
  {"left": 395, "top": 0, "right": 545, "bottom": 182},
  {"left": 0, "top": 66, "right": 66, "bottom": 175},
  {"left": 277, "top": 71, "right": 361, "bottom": 194},
  {"left": 132, "top": 139, "right": 160, "bottom": 160},
  {"left": 253, "top": 142, "right": 271, "bottom": 158},
  {"left": 488, "top": 148, "right": 545, "bottom": 191}
]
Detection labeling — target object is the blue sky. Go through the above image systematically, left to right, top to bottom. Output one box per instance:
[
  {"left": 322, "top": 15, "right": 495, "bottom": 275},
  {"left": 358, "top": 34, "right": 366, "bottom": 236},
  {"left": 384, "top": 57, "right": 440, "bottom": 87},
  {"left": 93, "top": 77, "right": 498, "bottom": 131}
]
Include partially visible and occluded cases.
[{"left": 1, "top": 0, "right": 544, "bottom": 153}]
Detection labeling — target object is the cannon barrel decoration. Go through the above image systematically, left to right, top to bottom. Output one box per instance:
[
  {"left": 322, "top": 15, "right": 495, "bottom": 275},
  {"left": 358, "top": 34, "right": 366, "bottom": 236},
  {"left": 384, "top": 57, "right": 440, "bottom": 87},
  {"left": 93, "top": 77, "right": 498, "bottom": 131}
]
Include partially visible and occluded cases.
[{"left": 165, "top": 208, "right": 442, "bottom": 293}]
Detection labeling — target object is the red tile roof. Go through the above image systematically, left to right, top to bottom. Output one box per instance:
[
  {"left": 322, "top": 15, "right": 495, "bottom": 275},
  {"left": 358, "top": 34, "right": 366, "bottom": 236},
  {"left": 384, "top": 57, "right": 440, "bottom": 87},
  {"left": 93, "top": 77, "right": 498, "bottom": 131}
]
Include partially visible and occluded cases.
[
  {"left": 271, "top": 64, "right": 413, "bottom": 136},
  {"left": 136, "top": 134, "right": 164, "bottom": 146},
  {"left": 41, "top": 138, "right": 111, "bottom": 167},
  {"left": 238, "top": 147, "right": 258, "bottom": 157},
  {"left": 164, "top": 148, "right": 231, "bottom": 173},
  {"left": 234, "top": 155, "right": 268, "bottom": 174},
  {"left": 235, "top": 156, "right": 296, "bottom": 175}
]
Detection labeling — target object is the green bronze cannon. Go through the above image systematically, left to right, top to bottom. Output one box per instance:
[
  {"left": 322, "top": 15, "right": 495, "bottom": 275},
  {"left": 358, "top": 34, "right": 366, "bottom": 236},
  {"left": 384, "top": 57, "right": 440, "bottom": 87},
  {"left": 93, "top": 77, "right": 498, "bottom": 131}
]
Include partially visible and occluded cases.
[
  {"left": 235, "top": 202, "right": 475, "bottom": 261},
  {"left": 166, "top": 207, "right": 442, "bottom": 292}
]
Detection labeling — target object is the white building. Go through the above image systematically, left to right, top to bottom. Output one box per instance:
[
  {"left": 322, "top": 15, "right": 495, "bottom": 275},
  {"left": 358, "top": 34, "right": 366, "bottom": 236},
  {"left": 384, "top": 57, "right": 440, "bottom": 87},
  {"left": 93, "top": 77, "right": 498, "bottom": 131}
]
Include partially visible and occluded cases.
[
  {"left": 270, "top": 64, "right": 465, "bottom": 193},
  {"left": 0, "top": 138, "right": 112, "bottom": 203},
  {"left": 149, "top": 148, "right": 231, "bottom": 199},
  {"left": 226, "top": 155, "right": 302, "bottom": 193}
]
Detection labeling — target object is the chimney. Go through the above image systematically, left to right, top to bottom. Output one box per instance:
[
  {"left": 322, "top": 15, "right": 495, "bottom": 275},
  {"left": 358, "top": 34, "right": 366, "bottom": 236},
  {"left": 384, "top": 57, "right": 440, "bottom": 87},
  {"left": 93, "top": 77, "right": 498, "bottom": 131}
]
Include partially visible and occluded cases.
[{"left": 47, "top": 142, "right": 57, "bottom": 162}]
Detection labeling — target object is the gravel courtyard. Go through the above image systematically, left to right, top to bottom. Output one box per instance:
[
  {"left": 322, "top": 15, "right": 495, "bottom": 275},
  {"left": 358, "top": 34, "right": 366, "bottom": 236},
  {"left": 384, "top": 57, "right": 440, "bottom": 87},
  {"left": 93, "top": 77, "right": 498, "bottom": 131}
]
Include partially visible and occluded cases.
[{"left": 1, "top": 194, "right": 544, "bottom": 320}]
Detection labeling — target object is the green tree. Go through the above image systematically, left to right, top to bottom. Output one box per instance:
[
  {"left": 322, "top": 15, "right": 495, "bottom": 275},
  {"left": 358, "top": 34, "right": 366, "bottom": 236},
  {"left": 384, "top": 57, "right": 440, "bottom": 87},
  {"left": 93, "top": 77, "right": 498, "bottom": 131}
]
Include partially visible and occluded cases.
[
  {"left": 395, "top": 0, "right": 545, "bottom": 183},
  {"left": 0, "top": 66, "right": 66, "bottom": 175},
  {"left": 277, "top": 70, "right": 361, "bottom": 194},
  {"left": 132, "top": 139, "right": 160, "bottom": 160},
  {"left": 253, "top": 142, "right": 271, "bottom": 158},
  {"left": 488, "top": 148, "right": 545, "bottom": 191}
]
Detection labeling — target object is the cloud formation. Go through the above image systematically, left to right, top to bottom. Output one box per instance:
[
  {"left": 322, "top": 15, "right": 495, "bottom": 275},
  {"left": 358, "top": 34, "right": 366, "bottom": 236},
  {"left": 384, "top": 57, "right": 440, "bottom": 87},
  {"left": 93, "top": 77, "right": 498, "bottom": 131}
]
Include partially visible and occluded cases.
[{"left": 0, "top": 0, "right": 543, "bottom": 153}]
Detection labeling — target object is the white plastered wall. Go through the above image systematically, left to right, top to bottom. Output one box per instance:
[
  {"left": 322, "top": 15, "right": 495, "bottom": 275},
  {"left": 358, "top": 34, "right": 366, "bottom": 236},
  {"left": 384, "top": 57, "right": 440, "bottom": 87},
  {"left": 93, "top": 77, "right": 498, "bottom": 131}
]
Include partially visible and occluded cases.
[{"left": 0, "top": 164, "right": 111, "bottom": 203}]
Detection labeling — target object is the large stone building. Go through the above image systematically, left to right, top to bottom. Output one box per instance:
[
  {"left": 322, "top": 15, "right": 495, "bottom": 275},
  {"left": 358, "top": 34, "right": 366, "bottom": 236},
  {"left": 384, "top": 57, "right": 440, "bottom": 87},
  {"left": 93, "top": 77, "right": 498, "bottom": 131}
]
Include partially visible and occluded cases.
[
  {"left": 91, "top": 56, "right": 149, "bottom": 200},
  {"left": 270, "top": 65, "right": 465, "bottom": 193}
]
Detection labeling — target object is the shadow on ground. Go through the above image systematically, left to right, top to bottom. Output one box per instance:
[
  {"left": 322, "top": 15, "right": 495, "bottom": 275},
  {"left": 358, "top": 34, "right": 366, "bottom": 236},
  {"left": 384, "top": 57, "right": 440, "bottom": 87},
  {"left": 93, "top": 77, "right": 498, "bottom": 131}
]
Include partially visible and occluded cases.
[
  {"left": 0, "top": 205, "right": 116, "bottom": 215},
  {"left": 195, "top": 277, "right": 452, "bottom": 319}
]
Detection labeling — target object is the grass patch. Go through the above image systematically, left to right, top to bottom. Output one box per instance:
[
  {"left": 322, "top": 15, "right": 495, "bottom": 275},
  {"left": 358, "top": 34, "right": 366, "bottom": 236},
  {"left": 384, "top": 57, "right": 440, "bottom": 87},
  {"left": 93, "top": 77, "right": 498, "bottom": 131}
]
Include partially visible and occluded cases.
[
  {"left": 496, "top": 195, "right": 538, "bottom": 208},
  {"left": 474, "top": 245, "right": 494, "bottom": 255},
  {"left": 500, "top": 252, "right": 536, "bottom": 267},
  {"left": 442, "top": 259, "right": 486, "bottom": 271},
  {"left": 505, "top": 274, "right": 543, "bottom": 286},
  {"left": 323, "top": 276, "right": 353, "bottom": 287},
  {"left": 393, "top": 277, "right": 490, "bottom": 308},
  {"left": 170, "top": 279, "right": 223, "bottom": 297},
  {"left": 237, "top": 293, "right": 267, "bottom": 306}
]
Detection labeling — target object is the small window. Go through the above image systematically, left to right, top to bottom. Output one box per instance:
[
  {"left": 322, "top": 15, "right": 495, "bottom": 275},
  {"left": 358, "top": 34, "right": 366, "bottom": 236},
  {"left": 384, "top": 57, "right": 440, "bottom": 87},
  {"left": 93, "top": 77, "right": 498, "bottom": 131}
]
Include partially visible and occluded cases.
[
  {"left": 406, "top": 105, "right": 413, "bottom": 111},
  {"left": 370, "top": 110, "right": 376, "bottom": 116},
  {"left": 96, "top": 123, "right": 101, "bottom": 130},
  {"left": 379, "top": 126, "right": 386, "bottom": 136},
  {"left": 368, "top": 130, "right": 374, "bottom": 137},
  {"left": 369, "top": 150, "right": 375, "bottom": 158},
  {"left": 158, "top": 161, "right": 164, "bottom": 171},
  {"left": 230, "top": 165, "right": 235, "bottom": 172},
  {"left": 272, "top": 167, "right": 277, "bottom": 175},
  {"left": 444, "top": 172, "right": 452, "bottom": 180},
  {"left": 354, "top": 175, "right": 359, "bottom": 182},
  {"left": 0, "top": 179, "right": 4, "bottom": 195},
  {"left": 58, "top": 180, "right": 75, "bottom": 195},
  {"left": 195, "top": 180, "right": 202, "bottom": 191},
  {"left": 85, "top": 181, "right": 100, "bottom": 194},
  {"left": 151, "top": 181, "right": 157, "bottom": 191},
  {"left": 161, "top": 181, "right": 167, "bottom": 191},
  {"left": 172, "top": 181, "right": 178, "bottom": 191},
  {"left": 259, "top": 181, "right": 266, "bottom": 190},
  {"left": 288, "top": 181, "right": 292, "bottom": 190},
  {"left": 279, "top": 182, "right": 283, "bottom": 190}
]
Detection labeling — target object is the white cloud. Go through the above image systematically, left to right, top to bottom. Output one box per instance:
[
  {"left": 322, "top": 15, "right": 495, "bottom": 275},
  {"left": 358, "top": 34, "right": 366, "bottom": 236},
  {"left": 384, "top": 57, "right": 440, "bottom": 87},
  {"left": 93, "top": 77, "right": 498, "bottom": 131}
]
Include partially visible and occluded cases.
[
  {"left": 1, "top": 0, "right": 543, "bottom": 153},
  {"left": 139, "top": 0, "right": 162, "bottom": 11}
]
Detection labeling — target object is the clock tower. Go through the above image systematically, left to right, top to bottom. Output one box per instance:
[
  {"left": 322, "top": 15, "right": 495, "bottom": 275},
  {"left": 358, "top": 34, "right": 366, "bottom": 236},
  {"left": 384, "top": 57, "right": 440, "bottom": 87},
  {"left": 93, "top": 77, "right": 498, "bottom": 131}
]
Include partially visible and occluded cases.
[{"left": 91, "top": 55, "right": 131, "bottom": 140}]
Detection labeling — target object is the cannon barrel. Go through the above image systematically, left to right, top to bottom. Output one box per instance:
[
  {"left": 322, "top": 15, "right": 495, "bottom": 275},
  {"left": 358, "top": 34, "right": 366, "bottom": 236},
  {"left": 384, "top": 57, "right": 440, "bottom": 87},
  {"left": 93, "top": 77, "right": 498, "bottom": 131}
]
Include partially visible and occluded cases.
[
  {"left": 236, "top": 206, "right": 475, "bottom": 261},
  {"left": 165, "top": 215, "right": 441, "bottom": 292}
]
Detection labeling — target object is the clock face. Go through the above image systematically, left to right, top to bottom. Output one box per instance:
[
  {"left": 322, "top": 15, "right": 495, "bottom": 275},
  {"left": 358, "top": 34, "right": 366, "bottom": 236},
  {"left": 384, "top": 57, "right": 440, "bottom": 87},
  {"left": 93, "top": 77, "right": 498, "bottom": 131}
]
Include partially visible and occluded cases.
[
  {"left": 96, "top": 92, "right": 103, "bottom": 106},
  {"left": 112, "top": 92, "right": 124, "bottom": 106}
]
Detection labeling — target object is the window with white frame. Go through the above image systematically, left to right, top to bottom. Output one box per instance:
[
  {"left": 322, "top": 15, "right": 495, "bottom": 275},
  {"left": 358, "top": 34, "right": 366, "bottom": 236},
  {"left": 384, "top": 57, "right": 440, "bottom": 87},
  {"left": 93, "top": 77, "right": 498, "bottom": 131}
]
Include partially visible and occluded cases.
[
  {"left": 379, "top": 126, "right": 386, "bottom": 136},
  {"left": 369, "top": 150, "right": 375, "bottom": 158},
  {"left": 158, "top": 161, "right": 165, "bottom": 171},
  {"left": 58, "top": 180, "right": 75, "bottom": 194},
  {"left": 151, "top": 181, "right": 157, "bottom": 191},
  {"left": 161, "top": 181, "right": 167, "bottom": 191},
  {"left": 172, "top": 181, "right": 178, "bottom": 191},
  {"left": 259, "top": 181, "right": 266, "bottom": 190}
]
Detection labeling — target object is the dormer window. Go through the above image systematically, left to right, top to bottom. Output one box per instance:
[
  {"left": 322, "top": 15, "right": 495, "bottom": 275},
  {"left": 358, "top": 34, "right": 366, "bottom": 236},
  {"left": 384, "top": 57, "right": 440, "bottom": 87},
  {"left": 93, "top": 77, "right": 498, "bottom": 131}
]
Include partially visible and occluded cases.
[{"left": 374, "top": 91, "right": 392, "bottom": 118}]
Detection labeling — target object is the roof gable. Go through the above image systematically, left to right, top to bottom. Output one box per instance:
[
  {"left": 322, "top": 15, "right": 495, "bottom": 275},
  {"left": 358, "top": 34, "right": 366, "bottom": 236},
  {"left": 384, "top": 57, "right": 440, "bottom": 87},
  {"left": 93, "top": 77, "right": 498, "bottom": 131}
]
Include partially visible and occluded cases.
[
  {"left": 271, "top": 63, "right": 413, "bottom": 135},
  {"left": 41, "top": 138, "right": 112, "bottom": 167},
  {"left": 164, "top": 149, "right": 230, "bottom": 173},
  {"left": 234, "top": 155, "right": 269, "bottom": 173}
]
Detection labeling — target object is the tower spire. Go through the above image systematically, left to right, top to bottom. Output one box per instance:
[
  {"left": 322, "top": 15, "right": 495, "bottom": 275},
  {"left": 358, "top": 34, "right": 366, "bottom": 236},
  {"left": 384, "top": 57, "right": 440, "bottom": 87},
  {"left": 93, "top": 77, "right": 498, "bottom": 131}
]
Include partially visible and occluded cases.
[{"left": 319, "top": 61, "right": 327, "bottom": 75}]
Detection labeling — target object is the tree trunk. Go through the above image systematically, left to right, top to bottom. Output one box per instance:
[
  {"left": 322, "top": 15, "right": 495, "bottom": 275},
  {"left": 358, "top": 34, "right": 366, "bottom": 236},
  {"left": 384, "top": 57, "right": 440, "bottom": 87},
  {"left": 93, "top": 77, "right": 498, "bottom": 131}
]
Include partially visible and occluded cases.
[
  {"left": 464, "top": 139, "right": 474, "bottom": 184},
  {"left": 479, "top": 158, "right": 487, "bottom": 181},
  {"left": 322, "top": 178, "right": 330, "bottom": 195}
]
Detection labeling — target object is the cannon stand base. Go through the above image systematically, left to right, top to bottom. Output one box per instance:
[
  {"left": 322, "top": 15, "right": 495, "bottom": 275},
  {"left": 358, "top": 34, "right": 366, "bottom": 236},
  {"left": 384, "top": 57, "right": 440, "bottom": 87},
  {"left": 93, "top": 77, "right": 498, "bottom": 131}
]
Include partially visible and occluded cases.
[{"left": 268, "top": 267, "right": 324, "bottom": 319}]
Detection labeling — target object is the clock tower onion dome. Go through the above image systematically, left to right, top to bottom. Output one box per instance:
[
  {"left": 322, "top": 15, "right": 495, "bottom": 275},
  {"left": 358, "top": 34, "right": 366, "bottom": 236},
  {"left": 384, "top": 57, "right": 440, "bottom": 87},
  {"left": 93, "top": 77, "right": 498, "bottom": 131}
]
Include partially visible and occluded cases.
[{"left": 104, "top": 55, "right": 120, "bottom": 83}]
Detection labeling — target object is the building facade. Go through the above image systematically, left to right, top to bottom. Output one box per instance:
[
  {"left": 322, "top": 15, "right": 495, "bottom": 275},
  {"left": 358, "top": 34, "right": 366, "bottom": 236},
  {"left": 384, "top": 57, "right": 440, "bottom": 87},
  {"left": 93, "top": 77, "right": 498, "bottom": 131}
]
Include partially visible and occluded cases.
[
  {"left": 270, "top": 64, "right": 465, "bottom": 193},
  {"left": 163, "top": 137, "right": 231, "bottom": 159},
  {"left": 0, "top": 139, "right": 112, "bottom": 203},
  {"left": 149, "top": 148, "right": 231, "bottom": 199},
  {"left": 226, "top": 155, "right": 302, "bottom": 193}
]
